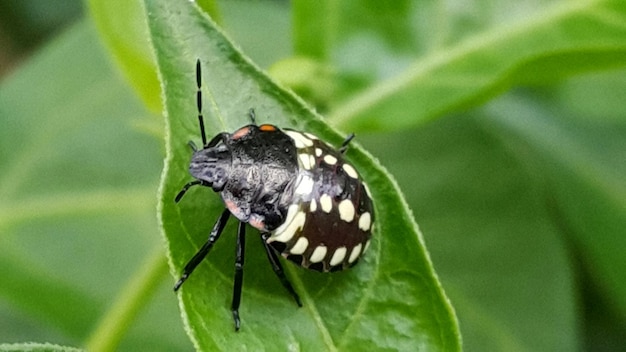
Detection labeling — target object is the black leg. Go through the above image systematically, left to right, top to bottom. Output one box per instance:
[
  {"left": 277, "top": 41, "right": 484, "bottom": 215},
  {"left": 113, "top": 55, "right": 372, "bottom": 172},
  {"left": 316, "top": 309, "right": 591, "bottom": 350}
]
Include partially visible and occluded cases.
[
  {"left": 339, "top": 133, "right": 355, "bottom": 154},
  {"left": 175, "top": 180, "right": 207, "bottom": 202},
  {"left": 174, "top": 209, "right": 231, "bottom": 291},
  {"left": 232, "top": 221, "right": 246, "bottom": 331},
  {"left": 261, "top": 233, "right": 303, "bottom": 307}
]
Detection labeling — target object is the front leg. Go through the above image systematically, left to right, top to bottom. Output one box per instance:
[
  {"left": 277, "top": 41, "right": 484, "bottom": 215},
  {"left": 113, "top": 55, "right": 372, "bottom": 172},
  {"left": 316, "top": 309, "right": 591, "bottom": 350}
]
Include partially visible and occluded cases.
[{"left": 174, "top": 209, "right": 231, "bottom": 291}]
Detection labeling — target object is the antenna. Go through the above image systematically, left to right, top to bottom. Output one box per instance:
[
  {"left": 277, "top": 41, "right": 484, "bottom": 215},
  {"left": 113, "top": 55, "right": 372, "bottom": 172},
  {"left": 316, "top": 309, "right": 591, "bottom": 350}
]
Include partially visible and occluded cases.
[{"left": 196, "top": 59, "right": 207, "bottom": 146}]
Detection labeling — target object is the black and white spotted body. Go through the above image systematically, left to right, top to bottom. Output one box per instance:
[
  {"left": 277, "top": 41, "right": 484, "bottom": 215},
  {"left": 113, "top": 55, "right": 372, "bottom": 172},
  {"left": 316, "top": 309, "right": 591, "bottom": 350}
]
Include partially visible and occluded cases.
[
  {"left": 173, "top": 60, "right": 374, "bottom": 331},
  {"left": 268, "top": 129, "right": 374, "bottom": 272}
]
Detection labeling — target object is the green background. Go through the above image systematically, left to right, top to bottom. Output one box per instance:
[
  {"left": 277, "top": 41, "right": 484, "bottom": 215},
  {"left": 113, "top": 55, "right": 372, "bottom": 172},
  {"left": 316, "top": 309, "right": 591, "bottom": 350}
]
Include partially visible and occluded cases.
[{"left": 1, "top": 0, "right": 625, "bottom": 351}]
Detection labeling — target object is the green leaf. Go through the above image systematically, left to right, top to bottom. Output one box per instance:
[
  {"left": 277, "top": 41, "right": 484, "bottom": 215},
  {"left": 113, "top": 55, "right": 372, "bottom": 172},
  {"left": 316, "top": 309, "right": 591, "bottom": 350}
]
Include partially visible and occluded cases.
[
  {"left": 146, "top": 0, "right": 460, "bottom": 350},
  {"left": 292, "top": 0, "right": 338, "bottom": 60},
  {"left": 330, "top": 0, "right": 626, "bottom": 132},
  {"left": 335, "top": 0, "right": 415, "bottom": 52},
  {"left": 4, "top": 1, "right": 624, "bottom": 350},
  {"left": 365, "top": 69, "right": 626, "bottom": 350},
  {"left": 485, "top": 75, "right": 626, "bottom": 318},
  {"left": 362, "top": 113, "right": 580, "bottom": 350},
  {"left": 0, "top": 342, "right": 83, "bottom": 352}
]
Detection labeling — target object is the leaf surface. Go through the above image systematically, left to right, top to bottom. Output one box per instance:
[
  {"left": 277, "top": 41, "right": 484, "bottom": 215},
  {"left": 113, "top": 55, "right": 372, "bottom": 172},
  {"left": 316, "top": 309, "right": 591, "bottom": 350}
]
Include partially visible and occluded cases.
[{"left": 146, "top": 0, "right": 460, "bottom": 350}]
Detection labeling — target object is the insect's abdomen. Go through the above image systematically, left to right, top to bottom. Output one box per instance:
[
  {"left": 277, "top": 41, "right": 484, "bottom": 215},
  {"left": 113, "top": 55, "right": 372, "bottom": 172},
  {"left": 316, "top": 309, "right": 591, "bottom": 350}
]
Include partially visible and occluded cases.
[{"left": 267, "top": 130, "right": 374, "bottom": 272}]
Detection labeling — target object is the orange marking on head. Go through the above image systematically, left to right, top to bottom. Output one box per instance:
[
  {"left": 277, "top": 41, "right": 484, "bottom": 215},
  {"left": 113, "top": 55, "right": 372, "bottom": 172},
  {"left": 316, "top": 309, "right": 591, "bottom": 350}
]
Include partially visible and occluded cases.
[
  {"left": 259, "top": 124, "right": 277, "bottom": 132},
  {"left": 232, "top": 126, "right": 251, "bottom": 140}
]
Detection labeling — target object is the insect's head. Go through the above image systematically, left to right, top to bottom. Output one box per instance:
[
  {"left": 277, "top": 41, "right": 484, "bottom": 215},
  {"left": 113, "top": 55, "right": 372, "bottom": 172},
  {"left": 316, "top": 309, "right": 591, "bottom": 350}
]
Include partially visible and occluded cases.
[{"left": 189, "top": 133, "right": 232, "bottom": 191}]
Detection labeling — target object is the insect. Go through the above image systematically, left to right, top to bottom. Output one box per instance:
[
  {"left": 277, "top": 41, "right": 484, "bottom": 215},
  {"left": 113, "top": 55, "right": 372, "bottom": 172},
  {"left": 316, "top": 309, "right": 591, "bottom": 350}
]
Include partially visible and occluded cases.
[{"left": 173, "top": 60, "right": 374, "bottom": 331}]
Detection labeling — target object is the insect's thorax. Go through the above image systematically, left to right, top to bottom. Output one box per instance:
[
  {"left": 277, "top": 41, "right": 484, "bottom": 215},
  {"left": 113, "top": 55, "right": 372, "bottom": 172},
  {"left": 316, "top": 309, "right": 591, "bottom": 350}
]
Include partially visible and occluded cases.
[{"left": 217, "top": 126, "right": 299, "bottom": 231}]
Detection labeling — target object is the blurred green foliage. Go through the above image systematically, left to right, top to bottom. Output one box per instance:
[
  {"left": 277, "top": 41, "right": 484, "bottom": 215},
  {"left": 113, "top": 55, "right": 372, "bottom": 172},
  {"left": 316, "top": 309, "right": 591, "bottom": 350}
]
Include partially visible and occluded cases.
[
  {"left": 0, "top": 0, "right": 625, "bottom": 351},
  {"left": 0, "top": 0, "right": 82, "bottom": 77}
]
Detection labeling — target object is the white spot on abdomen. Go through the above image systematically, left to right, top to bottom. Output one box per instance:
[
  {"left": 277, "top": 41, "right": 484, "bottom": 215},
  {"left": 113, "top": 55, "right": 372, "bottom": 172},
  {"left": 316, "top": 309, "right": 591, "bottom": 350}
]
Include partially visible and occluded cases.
[
  {"left": 285, "top": 131, "right": 313, "bottom": 148},
  {"left": 304, "top": 132, "right": 318, "bottom": 140},
  {"left": 299, "top": 153, "right": 314, "bottom": 170},
  {"left": 323, "top": 154, "right": 337, "bottom": 165},
  {"left": 342, "top": 163, "right": 358, "bottom": 179},
  {"left": 294, "top": 174, "right": 314, "bottom": 196},
  {"left": 320, "top": 194, "right": 333, "bottom": 213},
  {"left": 309, "top": 198, "right": 317, "bottom": 212},
  {"left": 338, "top": 199, "right": 355, "bottom": 222},
  {"left": 271, "top": 205, "right": 305, "bottom": 243},
  {"left": 358, "top": 212, "right": 371, "bottom": 231},
  {"left": 290, "top": 237, "right": 309, "bottom": 255},
  {"left": 363, "top": 239, "right": 371, "bottom": 254},
  {"left": 348, "top": 243, "right": 362, "bottom": 263},
  {"left": 310, "top": 245, "right": 327, "bottom": 263},
  {"left": 329, "top": 247, "right": 347, "bottom": 266}
]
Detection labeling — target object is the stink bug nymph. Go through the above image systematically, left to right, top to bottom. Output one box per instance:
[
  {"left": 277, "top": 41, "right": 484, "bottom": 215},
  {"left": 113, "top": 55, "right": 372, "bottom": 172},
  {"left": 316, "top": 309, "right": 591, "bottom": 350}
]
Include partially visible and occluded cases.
[{"left": 173, "top": 60, "right": 375, "bottom": 331}]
